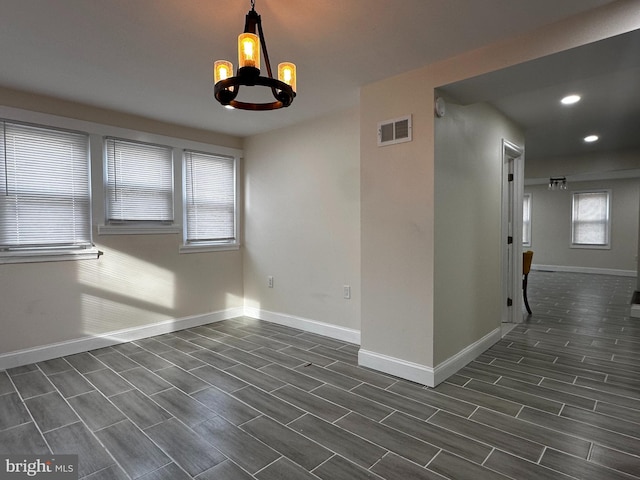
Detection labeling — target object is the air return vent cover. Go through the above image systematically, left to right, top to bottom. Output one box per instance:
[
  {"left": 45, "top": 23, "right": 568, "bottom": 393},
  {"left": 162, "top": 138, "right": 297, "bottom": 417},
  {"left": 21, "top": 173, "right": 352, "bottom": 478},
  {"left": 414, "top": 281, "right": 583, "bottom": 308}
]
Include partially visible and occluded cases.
[{"left": 377, "top": 115, "right": 412, "bottom": 146}]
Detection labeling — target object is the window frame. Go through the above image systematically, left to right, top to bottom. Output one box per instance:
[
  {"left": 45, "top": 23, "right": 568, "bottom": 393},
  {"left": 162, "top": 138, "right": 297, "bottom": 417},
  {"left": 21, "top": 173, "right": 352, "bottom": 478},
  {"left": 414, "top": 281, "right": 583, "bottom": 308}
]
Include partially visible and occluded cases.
[
  {"left": 1, "top": 106, "right": 243, "bottom": 253},
  {"left": 0, "top": 118, "right": 99, "bottom": 264},
  {"left": 99, "top": 137, "right": 179, "bottom": 235},
  {"left": 179, "top": 150, "right": 240, "bottom": 253},
  {"left": 570, "top": 189, "right": 612, "bottom": 250},
  {"left": 523, "top": 193, "right": 532, "bottom": 248}
]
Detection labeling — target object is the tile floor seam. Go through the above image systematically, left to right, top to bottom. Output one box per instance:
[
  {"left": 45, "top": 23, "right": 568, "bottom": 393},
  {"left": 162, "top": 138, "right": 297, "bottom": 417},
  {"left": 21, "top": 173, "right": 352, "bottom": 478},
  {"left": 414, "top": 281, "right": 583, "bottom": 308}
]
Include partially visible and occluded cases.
[
  {"left": 5, "top": 370, "right": 54, "bottom": 451},
  {"left": 441, "top": 407, "right": 552, "bottom": 461},
  {"left": 285, "top": 413, "right": 386, "bottom": 469},
  {"left": 479, "top": 446, "right": 495, "bottom": 466}
]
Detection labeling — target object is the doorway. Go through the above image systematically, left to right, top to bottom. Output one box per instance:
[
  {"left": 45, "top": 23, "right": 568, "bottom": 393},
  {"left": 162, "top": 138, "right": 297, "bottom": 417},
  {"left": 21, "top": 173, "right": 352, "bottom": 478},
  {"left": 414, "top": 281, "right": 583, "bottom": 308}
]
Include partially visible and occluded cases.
[{"left": 501, "top": 140, "right": 524, "bottom": 324}]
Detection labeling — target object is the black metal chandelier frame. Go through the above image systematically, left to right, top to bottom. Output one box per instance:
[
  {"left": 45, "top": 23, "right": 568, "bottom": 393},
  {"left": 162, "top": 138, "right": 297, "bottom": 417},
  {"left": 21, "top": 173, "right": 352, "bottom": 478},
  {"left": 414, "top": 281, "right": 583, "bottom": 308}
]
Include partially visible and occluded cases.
[
  {"left": 214, "top": 2, "right": 296, "bottom": 110},
  {"left": 548, "top": 176, "right": 568, "bottom": 190}
]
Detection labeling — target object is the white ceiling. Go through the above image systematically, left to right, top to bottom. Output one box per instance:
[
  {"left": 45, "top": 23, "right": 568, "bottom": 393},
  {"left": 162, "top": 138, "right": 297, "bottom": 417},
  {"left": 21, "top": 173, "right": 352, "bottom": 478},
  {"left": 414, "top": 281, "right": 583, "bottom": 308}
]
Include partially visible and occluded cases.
[
  {"left": 0, "top": 0, "right": 616, "bottom": 144},
  {"left": 439, "top": 28, "right": 640, "bottom": 160}
]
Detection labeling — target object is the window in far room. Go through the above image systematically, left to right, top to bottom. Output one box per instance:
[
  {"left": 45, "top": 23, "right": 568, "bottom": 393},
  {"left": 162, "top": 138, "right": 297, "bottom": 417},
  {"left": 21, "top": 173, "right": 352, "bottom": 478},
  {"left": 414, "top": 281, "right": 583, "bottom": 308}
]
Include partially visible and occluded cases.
[
  {"left": 181, "top": 150, "right": 238, "bottom": 252},
  {"left": 571, "top": 190, "right": 611, "bottom": 249}
]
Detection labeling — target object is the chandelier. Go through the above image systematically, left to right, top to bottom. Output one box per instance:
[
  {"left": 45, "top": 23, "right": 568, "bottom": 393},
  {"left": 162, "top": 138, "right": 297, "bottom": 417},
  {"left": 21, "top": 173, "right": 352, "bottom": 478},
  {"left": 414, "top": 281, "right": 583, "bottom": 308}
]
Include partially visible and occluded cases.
[
  {"left": 213, "top": 0, "right": 297, "bottom": 110},
  {"left": 548, "top": 176, "right": 568, "bottom": 190}
]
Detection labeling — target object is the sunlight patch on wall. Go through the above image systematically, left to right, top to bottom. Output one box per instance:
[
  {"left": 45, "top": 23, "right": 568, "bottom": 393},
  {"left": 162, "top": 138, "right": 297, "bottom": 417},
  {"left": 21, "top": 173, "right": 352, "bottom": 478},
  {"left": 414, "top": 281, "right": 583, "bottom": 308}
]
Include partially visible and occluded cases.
[
  {"left": 78, "top": 249, "right": 176, "bottom": 310},
  {"left": 225, "top": 292, "right": 245, "bottom": 311},
  {"left": 80, "top": 293, "right": 173, "bottom": 335},
  {"left": 243, "top": 295, "right": 262, "bottom": 310}
]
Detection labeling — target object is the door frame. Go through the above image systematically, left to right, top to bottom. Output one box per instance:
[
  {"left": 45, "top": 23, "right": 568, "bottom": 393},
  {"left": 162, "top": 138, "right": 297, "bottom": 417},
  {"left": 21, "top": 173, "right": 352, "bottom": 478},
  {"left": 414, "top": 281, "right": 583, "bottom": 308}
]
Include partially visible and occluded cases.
[{"left": 501, "top": 139, "right": 524, "bottom": 324}]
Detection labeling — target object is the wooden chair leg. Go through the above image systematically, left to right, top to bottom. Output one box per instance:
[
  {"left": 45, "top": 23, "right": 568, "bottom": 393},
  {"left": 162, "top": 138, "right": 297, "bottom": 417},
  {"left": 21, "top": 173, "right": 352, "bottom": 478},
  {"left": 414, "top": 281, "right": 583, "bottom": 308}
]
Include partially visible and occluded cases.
[{"left": 523, "top": 273, "right": 532, "bottom": 315}]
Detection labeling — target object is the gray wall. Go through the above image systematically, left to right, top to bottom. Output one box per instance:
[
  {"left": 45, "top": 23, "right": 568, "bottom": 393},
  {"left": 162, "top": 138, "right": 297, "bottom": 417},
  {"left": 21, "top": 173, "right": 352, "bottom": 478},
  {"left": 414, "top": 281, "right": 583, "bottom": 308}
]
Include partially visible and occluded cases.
[
  {"left": 434, "top": 101, "right": 523, "bottom": 363},
  {"left": 243, "top": 108, "right": 361, "bottom": 333}
]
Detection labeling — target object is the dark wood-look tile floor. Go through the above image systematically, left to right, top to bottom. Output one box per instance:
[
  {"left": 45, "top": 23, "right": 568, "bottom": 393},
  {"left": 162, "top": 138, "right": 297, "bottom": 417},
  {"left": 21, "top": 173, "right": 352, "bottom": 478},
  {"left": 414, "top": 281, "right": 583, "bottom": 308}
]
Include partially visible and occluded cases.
[{"left": 1, "top": 271, "right": 639, "bottom": 479}]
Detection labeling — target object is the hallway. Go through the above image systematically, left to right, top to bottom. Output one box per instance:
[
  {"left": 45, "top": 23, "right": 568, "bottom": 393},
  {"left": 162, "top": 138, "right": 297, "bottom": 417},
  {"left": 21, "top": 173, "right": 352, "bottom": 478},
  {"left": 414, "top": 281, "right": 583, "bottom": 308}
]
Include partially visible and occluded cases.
[{"left": 455, "top": 270, "right": 639, "bottom": 478}]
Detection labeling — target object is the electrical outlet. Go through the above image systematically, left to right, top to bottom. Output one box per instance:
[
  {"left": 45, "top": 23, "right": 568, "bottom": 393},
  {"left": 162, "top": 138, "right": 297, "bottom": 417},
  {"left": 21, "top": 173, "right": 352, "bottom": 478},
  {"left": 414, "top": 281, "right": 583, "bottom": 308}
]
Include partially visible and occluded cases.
[
  {"left": 268, "top": 275, "right": 274, "bottom": 288},
  {"left": 343, "top": 285, "right": 351, "bottom": 299}
]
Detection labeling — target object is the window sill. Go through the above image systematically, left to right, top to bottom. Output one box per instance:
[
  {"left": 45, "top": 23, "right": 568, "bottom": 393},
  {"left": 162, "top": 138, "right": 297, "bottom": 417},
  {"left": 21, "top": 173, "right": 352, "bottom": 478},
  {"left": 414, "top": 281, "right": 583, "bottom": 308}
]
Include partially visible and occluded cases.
[
  {"left": 98, "top": 224, "right": 181, "bottom": 235},
  {"left": 179, "top": 243, "right": 240, "bottom": 254},
  {"left": 570, "top": 243, "right": 611, "bottom": 250},
  {"left": 0, "top": 247, "right": 102, "bottom": 264}
]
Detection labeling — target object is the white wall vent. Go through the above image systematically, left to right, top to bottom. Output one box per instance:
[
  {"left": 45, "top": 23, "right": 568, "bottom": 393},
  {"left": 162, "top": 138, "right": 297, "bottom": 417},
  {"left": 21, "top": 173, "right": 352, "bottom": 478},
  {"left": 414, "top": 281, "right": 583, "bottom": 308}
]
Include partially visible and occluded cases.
[{"left": 377, "top": 115, "right": 412, "bottom": 147}]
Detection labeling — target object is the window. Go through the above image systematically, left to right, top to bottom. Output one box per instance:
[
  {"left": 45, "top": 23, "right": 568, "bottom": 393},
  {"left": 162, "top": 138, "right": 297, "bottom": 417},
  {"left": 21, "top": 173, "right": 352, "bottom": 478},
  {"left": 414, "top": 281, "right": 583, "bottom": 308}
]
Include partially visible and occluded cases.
[
  {"left": 0, "top": 120, "right": 96, "bottom": 263},
  {"left": 104, "top": 137, "right": 174, "bottom": 228},
  {"left": 182, "top": 150, "right": 237, "bottom": 251},
  {"left": 571, "top": 190, "right": 611, "bottom": 248},
  {"left": 523, "top": 193, "right": 532, "bottom": 247}
]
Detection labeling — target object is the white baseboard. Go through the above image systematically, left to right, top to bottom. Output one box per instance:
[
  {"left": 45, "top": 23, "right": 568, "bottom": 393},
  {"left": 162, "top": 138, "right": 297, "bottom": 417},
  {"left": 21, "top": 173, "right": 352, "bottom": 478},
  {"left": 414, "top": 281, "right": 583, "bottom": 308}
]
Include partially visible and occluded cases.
[
  {"left": 532, "top": 264, "right": 636, "bottom": 277},
  {"left": 2, "top": 303, "right": 498, "bottom": 388},
  {"left": 0, "top": 306, "right": 358, "bottom": 371},
  {"left": 0, "top": 307, "right": 243, "bottom": 371},
  {"left": 243, "top": 307, "right": 361, "bottom": 345},
  {"left": 502, "top": 322, "right": 518, "bottom": 336},
  {"left": 359, "top": 327, "right": 501, "bottom": 387},
  {"left": 433, "top": 327, "right": 501, "bottom": 386},
  {"left": 358, "top": 349, "right": 435, "bottom": 386}
]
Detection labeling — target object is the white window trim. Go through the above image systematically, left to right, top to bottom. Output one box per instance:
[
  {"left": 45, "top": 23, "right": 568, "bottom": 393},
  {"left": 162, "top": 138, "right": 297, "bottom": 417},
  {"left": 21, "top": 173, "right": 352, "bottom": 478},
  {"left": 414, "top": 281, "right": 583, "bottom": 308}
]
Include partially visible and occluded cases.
[
  {"left": 99, "top": 139, "right": 178, "bottom": 235},
  {"left": 179, "top": 153, "right": 241, "bottom": 254},
  {"left": 570, "top": 189, "right": 612, "bottom": 250},
  {"left": 523, "top": 193, "right": 532, "bottom": 248},
  {"left": 97, "top": 224, "right": 181, "bottom": 235},
  {"left": 179, "top": 242, "right": 240, "bottom": 254},
  {"left": 0, "top": 247, "right": 101, "bottom": 264}
]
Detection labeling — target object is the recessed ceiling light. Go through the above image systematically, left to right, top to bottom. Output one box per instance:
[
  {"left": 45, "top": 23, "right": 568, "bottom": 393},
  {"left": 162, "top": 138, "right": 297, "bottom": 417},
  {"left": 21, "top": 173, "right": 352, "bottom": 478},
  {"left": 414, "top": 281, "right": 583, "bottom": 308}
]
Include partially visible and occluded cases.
[
  {"left": 561, "top": 94, "right": 581, "bottom": 105},
  {"left": 584, "top": 135, "right": 599, "bottom": 143}
]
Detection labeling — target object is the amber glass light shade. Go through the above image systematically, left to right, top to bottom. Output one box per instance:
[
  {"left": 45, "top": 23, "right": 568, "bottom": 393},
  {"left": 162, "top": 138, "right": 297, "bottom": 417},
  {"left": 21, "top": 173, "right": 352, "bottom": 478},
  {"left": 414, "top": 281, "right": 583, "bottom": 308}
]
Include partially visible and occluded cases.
[
  {"left": 213, "top": 2, "right": 296, "bottom": 110},
  {"left": 238, "top": 33, "right": 260, "bottom": 70},
  {"left": 214, "top": 60, "right": 233, "bottom": 83},
  {"left": 278, "top": 62, "right": 297, "bottom": 92}
]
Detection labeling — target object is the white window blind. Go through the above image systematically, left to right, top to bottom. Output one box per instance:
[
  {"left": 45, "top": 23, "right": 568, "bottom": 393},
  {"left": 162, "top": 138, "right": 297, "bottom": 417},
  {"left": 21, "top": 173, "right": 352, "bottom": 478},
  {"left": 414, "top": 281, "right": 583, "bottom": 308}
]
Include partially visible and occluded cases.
[
  {"left": 0, "top": 120, "right": 91, "bottom": 250},
  {"left": 105, "top": 137, "right": 174, "bottom": 223},
  {"left": 184, "top": 151, "right": 236, "bottom": 245},
  {"left": 572, "top": 190, "right": 610, "bottom": 246},
  {"left": 523, "top": 193, "right": 532, "bottom": 247}
]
